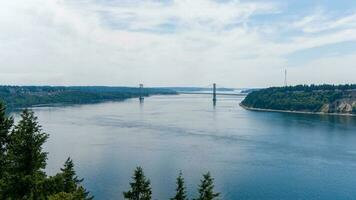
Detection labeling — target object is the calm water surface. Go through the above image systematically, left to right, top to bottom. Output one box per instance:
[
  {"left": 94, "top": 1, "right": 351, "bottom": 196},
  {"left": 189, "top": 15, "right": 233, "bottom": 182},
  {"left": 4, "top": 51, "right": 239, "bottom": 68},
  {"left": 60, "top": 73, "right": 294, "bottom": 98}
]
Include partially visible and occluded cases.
[{"left": 15, "top": 94, "right": 356, "bottom": 200}]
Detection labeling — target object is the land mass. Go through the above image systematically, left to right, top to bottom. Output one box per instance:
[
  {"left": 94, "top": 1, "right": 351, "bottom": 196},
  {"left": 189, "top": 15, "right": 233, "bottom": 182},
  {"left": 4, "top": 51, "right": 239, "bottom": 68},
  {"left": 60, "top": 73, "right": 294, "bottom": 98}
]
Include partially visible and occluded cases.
[
  {"left": 241, "top": 84, "right": 356, "bottom": 115},
  {"left": 0, "top": 86, "right": 176, "bottom": 109}
]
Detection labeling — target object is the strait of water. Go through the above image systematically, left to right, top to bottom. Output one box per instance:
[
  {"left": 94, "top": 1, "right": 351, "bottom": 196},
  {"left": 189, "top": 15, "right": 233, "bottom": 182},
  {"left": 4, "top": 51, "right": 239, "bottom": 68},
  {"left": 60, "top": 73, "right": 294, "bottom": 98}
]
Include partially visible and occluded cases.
[{"left": 15, "top": 94, "right": 356, "bottom": 200}]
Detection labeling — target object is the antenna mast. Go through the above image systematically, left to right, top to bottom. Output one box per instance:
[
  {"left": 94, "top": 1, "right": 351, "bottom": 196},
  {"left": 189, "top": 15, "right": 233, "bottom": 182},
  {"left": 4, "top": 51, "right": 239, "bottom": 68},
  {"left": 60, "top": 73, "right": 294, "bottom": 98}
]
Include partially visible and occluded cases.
[{"left": 284, "top": 69, "right": 287, "bottom": 87}]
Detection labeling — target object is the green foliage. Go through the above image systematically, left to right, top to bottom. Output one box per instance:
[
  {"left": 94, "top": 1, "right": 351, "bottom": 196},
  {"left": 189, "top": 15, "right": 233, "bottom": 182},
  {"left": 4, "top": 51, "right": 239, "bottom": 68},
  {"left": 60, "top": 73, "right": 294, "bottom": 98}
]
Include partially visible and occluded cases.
[
  {"left": 241, "top": 84, "right": 355, "bottom": 112},
  {"left": 0, "top": 86, "right": 177, "bottom": 109},
  {"left": 0, "top": 102, "right": 14, "bottom": 199},
  {"left": 0, "top": 102, "right": 13, "bottom": 162},
  {"left": 0, "top": 105, "right": 92, "bottom": 200},
  {"left": 4, "top": 109, "right": 49, "bottom": 199},
  {"left": 42, "top": 158, "right": 93, "bottom": 200},
  {"left": 59, "top": 158, "right": 93, "bottom": 200},
  {"left": 61, "top": 158, "right": 84, "bottom": 193},
  {"left": 123, "top": 166, "right": 152, "bottom": 200},
  {"left": 171, "top": 171, "right": 188, "bottom": 200},
  {"left": 194, "top": 172, "right": 220, "bottom": 200},
  {"left": 42, "top": 173, "right": 67, "bottom": 197},
  {"left": 73, "top": 186, "right": 93, "bottom": 200},
  {"left": 48, "top": 188, "right": 90, "bottom": 200},
  {"left": 49, "top": 192, "right": 75, "bottom": 200}
]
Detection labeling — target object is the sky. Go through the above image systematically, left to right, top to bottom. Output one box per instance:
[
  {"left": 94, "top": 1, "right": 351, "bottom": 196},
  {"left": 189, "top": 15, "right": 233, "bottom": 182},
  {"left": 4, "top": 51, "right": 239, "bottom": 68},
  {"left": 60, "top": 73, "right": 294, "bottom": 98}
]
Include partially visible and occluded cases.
[{"left": 0, "top": 0, "right": 356, "bottom": 88}]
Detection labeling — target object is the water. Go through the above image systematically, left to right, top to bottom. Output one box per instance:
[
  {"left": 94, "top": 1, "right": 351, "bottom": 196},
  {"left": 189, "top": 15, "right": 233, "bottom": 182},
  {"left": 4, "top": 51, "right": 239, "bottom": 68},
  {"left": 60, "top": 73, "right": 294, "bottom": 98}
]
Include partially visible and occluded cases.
[{"left": 14, "top": 94, "right": 356, "bottom": 200}]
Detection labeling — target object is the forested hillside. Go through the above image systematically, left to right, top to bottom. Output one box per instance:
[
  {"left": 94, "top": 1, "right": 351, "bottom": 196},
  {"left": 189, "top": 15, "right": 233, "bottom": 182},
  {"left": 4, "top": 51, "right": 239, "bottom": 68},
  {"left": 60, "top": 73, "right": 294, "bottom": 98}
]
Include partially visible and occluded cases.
[
  {"left": 241, "top": 84, "right": 356, "bottom": 115},
  {"left": 0, "top": 86, "right": 176, "bottom": 109}
]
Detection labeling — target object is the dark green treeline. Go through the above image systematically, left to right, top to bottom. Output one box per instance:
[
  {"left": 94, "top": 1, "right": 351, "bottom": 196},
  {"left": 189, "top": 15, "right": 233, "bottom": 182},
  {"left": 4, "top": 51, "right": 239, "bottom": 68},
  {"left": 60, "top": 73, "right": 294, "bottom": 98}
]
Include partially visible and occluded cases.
[
  {"left": 0, "top": 103, "right": 219, "bottom": 200},
  {"left": 123, "top": 167, "right": 220, "bottom": 200}
]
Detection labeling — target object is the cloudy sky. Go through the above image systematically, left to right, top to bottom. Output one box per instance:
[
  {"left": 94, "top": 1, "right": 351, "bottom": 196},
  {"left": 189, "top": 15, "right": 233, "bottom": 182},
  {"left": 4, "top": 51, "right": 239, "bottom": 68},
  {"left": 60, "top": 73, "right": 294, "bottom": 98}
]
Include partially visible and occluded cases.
[{"left": 1, "top": 0, "right": 356, "bottom": 87}]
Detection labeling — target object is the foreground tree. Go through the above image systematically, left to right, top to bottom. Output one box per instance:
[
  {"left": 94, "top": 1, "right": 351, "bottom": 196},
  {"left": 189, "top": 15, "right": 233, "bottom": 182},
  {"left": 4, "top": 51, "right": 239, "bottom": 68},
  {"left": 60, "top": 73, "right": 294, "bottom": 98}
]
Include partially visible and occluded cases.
[
  {"left": 0, "top": 102, "right": 14, "bottom": 198},
  {"left": 0, "top": 105, "right": 92, "bottom": 199},
  {"left": 5, "top": 109, "right": 49, "bottom": 199},
  {"left": 43, "top": 157, "right": 93, "bottom": 199},
  {"left": 60, "top": 157, "right": 93, "bottom": 199},
  {"left": 62, "top": 158, "right": 84, "bottom": 193},
  {"left": 123, "top": 166, "right": 152, "bottom": 200},
  {"left": 171, "top": 171, "right": 188, "bottom": 200},
  {"left": 195, "top": 172, "right": 220, "bottom": 200},
  {"left": 48, "top": 187, "right": 91, "bottom": 200},
  {"left": 48, "top": 192, "right": 75, "bottom": 200}
]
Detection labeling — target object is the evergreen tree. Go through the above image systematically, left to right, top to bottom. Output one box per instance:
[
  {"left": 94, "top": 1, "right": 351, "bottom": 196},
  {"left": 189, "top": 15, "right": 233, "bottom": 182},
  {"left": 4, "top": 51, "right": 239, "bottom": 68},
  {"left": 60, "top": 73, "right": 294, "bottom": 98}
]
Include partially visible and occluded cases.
[
  {"left": 0, "top": 102, "right": 14, "bottom": 198},
  {"left": 0, "top": 106, "right": 93, "bottom": 200},
  {"left": 5, "top": 109, "right": 49, "bottom": 199},
  {"left": 59, "top": 157, "right": 93, "bottom": 200},
  {"left": 61, "top": 157, "right": 83, "bottom": 193},
  {"left": 123, "top": 166, "right": 152, "bottom": 200},
  {"left": 171, "top": 171, "right": 188, "bottom": 200},
  {"left": 194, "top": 172, "right": 219, "bottom": 200},
  {"left": 42, "top": 173, "right": 67, "bottom": 197},
  {"left": 73, "top": 186, "right": 93, "bottom": 200},
  {"left": 48, "top": 187, "right": 91, "bottom": 200},
  {"left": 48, "top": 192, "right": 74, "bottom": 200}
]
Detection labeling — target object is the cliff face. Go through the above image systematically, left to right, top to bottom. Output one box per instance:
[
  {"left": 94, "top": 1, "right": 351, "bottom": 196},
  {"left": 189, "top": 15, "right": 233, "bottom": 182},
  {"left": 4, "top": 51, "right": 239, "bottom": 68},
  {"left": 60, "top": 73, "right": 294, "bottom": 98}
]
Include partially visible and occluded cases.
[{"left": 322, "top": 91, "right": 356, "bottom": 114}]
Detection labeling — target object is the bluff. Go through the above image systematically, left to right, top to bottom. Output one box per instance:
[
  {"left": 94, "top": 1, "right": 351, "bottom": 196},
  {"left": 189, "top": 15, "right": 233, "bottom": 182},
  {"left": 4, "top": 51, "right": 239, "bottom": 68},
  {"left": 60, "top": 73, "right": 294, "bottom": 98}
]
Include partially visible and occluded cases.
[{"left": 241, "top": 84, "right": 356, "bottom": 115}]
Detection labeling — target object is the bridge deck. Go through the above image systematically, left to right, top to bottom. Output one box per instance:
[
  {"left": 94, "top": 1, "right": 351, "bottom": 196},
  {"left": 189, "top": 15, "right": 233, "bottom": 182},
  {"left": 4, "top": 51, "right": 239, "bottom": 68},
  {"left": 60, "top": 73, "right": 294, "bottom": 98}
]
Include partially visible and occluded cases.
[{"left": 177, "top": 92, "right": 247, "bottom": 96}]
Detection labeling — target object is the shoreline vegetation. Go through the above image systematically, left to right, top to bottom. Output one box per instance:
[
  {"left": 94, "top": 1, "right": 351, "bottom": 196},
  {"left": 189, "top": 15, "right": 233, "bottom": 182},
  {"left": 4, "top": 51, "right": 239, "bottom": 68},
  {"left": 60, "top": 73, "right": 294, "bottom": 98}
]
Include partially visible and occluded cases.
[
  {"left": 241, "top": 84, "right": 356, "bottom": 116},
  {"left": 0, "top": 86, "right": 177, "bottom": 109},
  {"left": 0, "top": 102, "right": 220, "bottom": 200}
]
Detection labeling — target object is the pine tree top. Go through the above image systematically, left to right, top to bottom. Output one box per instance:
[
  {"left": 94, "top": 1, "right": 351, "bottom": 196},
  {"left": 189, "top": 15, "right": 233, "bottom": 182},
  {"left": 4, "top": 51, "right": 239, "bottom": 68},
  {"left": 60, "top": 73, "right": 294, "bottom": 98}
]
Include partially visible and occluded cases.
[
  {"left": 8, "top": 109, "right": 49, "bottom": 173},
  {"left": 61, "top": 157, "right": 84, "bottom": 193},
  {"left": 123, "top": 166, "right": 152, "bottom": 200},
  {"left": 171, "top": 171, "right": 188, "bottom": 200},
  {"left": 195, "top": 172, "right": 220, "bottom": 200}
]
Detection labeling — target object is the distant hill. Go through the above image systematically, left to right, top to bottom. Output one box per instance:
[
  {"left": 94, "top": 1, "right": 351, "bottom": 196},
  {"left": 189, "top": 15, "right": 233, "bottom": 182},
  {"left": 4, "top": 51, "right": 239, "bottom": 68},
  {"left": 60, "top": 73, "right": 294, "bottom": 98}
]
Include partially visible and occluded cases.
[
  {"left": 241, "top": 84, "right": 356, "bottom": 115},
  {"left": 0, "top": 86, "right": 176, "bottom": 109}
]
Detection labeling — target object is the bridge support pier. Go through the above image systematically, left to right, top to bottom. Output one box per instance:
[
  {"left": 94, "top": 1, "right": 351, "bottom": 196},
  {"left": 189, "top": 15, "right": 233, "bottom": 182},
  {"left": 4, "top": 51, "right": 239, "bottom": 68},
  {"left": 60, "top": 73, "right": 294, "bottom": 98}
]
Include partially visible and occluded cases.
[
  {"left": 213, "top": 83, "right": 217, "bottom": 105},
  {"left": 139, "top": 84, "right": 144, "bottom": 103}
]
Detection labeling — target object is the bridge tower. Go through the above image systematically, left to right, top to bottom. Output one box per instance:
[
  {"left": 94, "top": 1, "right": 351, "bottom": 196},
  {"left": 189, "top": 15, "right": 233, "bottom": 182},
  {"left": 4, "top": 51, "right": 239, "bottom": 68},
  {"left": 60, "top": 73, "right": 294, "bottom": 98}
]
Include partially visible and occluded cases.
[
  {"left": 213, "top": 83, "right": 217, "bottom": 104},
  {"left": 139, "top": 84, "right": 144, "bottom": 102}
]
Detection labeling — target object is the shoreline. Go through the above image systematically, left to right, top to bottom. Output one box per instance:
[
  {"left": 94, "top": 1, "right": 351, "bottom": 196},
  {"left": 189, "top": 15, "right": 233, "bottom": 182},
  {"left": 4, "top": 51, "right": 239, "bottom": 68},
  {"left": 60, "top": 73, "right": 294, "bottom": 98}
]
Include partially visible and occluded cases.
[
  {"left": 7, "top": 93, "right": 179, "bottom": 111},
  {"left": 239, "top": 103, "right": 356, "bottom": 117}
]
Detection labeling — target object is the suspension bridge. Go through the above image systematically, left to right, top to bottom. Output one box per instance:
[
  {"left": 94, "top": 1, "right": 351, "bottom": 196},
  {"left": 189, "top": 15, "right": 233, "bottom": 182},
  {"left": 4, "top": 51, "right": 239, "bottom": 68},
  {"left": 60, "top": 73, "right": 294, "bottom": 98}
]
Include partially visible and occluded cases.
[{"left": 138, "top": 83, "right": 247, "bottom": 104}]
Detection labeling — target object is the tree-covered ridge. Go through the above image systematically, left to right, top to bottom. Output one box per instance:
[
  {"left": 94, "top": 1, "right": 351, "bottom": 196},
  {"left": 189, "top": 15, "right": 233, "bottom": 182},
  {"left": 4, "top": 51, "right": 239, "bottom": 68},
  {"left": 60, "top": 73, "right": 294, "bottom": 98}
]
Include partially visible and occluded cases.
[
  {"left": 241, "top": 84, "right": 356, "bottom": 114},
  {"left": 0, "top": 86, "right": 176, "bottom": 109}
]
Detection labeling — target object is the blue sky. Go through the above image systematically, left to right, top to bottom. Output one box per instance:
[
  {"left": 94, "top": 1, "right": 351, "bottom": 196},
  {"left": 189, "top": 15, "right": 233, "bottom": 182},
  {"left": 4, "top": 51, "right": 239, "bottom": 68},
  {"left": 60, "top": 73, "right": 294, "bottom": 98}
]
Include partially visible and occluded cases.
[{"left": 0, "top": 0, "right": 355, "bottom": 87}]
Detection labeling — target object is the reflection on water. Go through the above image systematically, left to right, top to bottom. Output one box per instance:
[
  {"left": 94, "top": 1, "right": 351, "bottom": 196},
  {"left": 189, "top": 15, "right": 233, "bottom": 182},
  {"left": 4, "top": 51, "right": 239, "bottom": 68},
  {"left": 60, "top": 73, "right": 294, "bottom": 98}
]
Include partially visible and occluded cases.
[{"left": 15, "top": 94, "right": 356, "bottom": 200}]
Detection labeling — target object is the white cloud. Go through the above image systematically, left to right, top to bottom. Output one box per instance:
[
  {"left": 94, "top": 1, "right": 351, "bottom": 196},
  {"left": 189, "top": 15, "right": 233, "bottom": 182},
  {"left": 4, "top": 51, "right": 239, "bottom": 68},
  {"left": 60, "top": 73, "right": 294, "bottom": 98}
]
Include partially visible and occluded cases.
[
  {"left": 0, "top": 0, "right": 355, "bottom": 87},
  {"left": 293, "top": 9, "right": 356, "bottom": 33}
]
